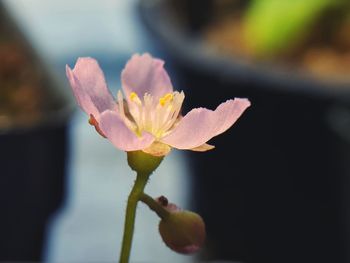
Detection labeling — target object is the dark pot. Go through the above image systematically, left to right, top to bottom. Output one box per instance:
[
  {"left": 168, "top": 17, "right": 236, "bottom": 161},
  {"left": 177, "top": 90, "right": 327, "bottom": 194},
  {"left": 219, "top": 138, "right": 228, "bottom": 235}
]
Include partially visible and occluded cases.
[
  {"left": 139, "top": 1, "right": 350, "bottom": 263},
  {"left": 0, "top": 3, "right": 73, "bottom": 261}
]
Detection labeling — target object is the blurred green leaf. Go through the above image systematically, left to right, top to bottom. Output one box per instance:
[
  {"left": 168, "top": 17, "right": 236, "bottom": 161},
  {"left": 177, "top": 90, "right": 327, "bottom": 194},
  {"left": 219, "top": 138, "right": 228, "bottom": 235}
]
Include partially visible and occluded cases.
[{"left": 243, "top": 0, "right": 343, "bottom": 58}]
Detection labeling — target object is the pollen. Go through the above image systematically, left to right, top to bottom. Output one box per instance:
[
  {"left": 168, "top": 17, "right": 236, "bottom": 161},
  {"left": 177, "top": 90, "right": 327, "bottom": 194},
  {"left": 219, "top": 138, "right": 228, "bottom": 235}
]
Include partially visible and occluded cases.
[
  {"left": 129, "top": 92, "right": 142, "bottom": 105},
  {"left": 130, "top": 92, "right": 138, "bottom": 101},
  {"left": 159, "top": 93, "right": 174, "bottom": 106}
]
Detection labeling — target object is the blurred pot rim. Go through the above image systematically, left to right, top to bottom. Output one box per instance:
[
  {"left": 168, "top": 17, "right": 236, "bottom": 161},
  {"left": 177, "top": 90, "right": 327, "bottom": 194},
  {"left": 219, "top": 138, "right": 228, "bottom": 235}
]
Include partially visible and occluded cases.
[
  {"left": 138, "top": 0, "right": 350, "bottom": 101},
  {"left": 0, "top": 2, "right": 75, "bottom": 135},
  {"left": 0, "top": 60, "right": 75, "bottom": 135},
  {"left": 0, "top": 92, "right": 75, "bottom": 135}
]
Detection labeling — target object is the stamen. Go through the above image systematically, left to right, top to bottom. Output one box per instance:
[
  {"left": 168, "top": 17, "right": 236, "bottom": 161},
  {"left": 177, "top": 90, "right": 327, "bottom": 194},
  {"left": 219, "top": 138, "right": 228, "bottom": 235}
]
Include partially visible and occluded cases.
[
  {"left": 117, "top": 90, "right": 136, "bottom": 131},
  {"left": 123, "top": 90, "right": 185, "bottom": 139},
  {"left": 128, "top": 91, "right": 143, "bottom": 131},
  {"left": 158, "top": 91, "right": 185, "bottom": 134},
  {"left": 130, "top": 92, "right": 142, "bottom": 105},
  {"left": 130, "top": 92, "right": 137, "bottom": 100},
  {"left": 143, "top": 93, "right": 153, "bottom": 131},
  {"left": 159, "top": 93, "right": 173, "bottom": 106}
]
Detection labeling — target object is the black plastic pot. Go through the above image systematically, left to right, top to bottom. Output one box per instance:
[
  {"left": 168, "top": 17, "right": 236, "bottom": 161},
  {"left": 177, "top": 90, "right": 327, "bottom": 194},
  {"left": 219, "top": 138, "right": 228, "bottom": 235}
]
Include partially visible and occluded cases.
[
  {"left": 139, "top": 1, "right": 350, "bottom": 263},
  {"left": 0, "top": 3, "right": 73, "bottom": 261}
]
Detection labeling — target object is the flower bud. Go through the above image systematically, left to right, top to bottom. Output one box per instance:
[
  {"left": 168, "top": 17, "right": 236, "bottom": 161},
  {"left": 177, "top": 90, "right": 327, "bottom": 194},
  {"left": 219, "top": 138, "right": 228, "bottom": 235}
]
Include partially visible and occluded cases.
[{"left": 159, "top": 210, "right": 206, "bottom": 254}]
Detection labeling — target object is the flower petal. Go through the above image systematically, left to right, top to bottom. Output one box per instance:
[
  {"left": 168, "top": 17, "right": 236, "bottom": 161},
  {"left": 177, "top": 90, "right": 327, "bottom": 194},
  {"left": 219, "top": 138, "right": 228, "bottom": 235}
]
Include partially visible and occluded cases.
[
  {"left": 121, "top": 53, "right": 173, "bottom": 100},
  {"left": 66, "top": 57, "right": 116, "bottom": 117},
  {"left": 66, "top": 65, "right": 98, "bottom": 116},
  {"left": 162, "top": 98, "right": 250, "bottom": 149},
  {"left": 99, "top": 110, "right": 155, "bottom": 151},
  {"left": 190, "top": 143, "right": 215, "bottom": 152}
]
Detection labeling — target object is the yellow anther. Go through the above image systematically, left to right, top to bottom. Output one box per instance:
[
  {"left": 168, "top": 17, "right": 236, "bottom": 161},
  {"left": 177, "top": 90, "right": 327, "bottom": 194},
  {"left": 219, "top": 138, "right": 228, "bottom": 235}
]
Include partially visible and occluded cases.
[
  {"left": 129, "top": 92, "right": 139, "bottom": 101},
  {"left": 159, "top": 93, "right": 173, "bottom": 106}
]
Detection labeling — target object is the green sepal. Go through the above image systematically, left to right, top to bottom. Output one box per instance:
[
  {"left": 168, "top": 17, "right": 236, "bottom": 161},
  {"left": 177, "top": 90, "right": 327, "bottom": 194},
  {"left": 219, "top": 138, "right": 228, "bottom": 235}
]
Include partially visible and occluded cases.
[{"left": 127, "top": 150, "right": 163, "bottom": 175}]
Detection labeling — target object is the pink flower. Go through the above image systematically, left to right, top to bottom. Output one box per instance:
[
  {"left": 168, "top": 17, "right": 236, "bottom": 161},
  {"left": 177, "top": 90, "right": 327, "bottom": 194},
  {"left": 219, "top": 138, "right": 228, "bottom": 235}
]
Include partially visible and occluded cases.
[{"left": 66, "top": 53, "right": 250, "bottom": 156}]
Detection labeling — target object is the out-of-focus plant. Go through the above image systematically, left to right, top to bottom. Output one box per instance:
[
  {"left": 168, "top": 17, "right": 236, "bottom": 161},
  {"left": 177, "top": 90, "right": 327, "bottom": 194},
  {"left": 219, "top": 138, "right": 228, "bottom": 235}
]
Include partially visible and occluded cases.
[
  {"left": 243, "top": 0, "right": 346, "bottom": 58},
  {"left": 0, "top": 39, "right": 46, "bottom": 128}
]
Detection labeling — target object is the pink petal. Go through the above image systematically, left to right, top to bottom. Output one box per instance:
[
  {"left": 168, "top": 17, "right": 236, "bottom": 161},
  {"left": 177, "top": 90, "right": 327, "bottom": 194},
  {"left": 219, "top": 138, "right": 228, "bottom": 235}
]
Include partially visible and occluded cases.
[
  {"left": 121, "top": 53, "right": 173, "bottom": 100},
  {"left": 66, "top": 57, "right": 116, "bottom": 117},
  {"left": 66, "top": 66, "right": 99, "bottom": 117},
  {"left": 162, "top": 98, "right": 250, "bottom": 149},
  {"left": 98, "top": 110, "right": 155, "bottom": 151}
]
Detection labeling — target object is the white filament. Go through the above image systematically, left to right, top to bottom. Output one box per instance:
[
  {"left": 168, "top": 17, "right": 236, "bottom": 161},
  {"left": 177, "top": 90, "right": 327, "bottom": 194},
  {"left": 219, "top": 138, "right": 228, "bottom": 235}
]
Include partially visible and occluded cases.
[{"left": 118, "top": 90, "right": 185, "bottom": 138}]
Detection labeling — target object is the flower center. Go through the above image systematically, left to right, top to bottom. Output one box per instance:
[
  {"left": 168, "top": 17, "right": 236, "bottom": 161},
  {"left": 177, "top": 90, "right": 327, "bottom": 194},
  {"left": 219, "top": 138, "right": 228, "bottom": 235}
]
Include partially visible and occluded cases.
[{"left": 117, "top": 90, "right": 185, "bottom": 139}]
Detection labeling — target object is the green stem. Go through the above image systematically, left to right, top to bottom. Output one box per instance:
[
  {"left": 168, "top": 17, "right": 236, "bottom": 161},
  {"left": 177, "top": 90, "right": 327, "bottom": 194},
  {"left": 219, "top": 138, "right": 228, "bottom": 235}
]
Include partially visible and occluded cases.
[
  {"left": 119, "top": 172, "right": 150, "bottom": 263},
  {"left": 140, "top": 193, "right": 170, "bottom": 220}
]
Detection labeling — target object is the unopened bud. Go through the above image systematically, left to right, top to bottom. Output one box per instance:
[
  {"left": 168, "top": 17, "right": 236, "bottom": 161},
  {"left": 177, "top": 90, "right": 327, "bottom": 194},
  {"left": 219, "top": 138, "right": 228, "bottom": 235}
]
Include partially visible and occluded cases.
[{"left": 159, "top": 210, "right": 206, "bottom": 254}]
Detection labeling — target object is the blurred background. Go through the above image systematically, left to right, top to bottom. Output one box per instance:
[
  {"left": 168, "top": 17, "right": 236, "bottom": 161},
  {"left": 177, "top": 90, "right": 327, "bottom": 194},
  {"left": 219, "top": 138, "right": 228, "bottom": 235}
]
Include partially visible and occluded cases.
[
  {"left": 0, "top": 0, "right": 192, "bottom": 262},
  {"left": 1, "top": 0, "right": 350, "bottom": 263}
]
